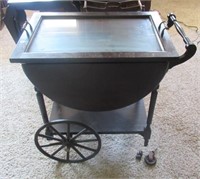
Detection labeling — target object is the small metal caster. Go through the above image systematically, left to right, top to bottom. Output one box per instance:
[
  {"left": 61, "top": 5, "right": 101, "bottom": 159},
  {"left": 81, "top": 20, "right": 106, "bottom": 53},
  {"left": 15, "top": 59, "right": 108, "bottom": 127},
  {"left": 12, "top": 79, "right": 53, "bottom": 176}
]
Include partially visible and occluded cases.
[
  {"left": 136, "top": 150, "right": 143, "bottom": 161},
  {"left": 144, "top": 151, "right": 157, "bottom": 166}
]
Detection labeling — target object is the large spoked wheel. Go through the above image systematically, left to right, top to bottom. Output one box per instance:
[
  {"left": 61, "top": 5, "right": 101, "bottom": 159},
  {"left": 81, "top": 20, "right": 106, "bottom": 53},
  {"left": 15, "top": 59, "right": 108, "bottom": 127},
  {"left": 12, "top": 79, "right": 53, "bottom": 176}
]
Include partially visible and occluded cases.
[{"left": 34, "top": 120, "right": 101, "bottom": 163}]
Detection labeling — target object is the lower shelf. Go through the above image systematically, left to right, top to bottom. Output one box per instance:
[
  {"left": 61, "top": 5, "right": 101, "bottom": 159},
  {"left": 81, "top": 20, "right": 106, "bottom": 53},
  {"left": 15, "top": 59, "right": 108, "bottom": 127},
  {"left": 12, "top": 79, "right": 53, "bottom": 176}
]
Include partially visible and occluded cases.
[{"left": 50, "top": 99, "right": 147, "bottom": 134}]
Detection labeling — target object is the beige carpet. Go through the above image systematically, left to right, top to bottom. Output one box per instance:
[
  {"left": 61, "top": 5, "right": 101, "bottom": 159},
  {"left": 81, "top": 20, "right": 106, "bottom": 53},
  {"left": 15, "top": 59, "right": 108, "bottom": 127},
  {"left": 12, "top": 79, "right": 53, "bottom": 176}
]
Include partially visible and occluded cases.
[{"left": 0, "top": 0, "right": 200, "bottom": 178}]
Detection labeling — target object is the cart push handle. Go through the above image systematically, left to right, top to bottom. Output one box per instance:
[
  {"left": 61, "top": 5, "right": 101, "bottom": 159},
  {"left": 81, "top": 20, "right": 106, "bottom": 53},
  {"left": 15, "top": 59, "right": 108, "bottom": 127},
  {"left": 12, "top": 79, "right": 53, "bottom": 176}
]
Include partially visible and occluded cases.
[
  {"left": 159, "top": 13, "right": 197, "bottom": 68},
  {"left": 167, "top": 13, "right": 192, "bottom": 46}
]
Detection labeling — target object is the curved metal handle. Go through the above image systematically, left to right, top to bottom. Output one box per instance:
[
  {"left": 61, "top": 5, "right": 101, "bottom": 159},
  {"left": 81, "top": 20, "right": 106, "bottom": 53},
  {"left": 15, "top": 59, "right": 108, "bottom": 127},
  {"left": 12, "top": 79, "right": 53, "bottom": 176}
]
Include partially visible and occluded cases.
[
  {"left": 165, "top": 13, "right": 197, "bottom": 68},
  {"left": 167, "top": 13, "right": 191, "bottom": 46},
  {"left": 21, "top": 20, "right": 33, "bottom": 39}
]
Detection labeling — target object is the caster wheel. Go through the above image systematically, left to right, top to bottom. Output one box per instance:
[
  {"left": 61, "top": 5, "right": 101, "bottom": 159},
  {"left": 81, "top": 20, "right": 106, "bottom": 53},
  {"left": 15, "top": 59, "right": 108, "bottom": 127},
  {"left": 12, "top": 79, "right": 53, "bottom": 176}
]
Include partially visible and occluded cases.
[
  {"left": 35, "top": 120, "right": 101, "bottom": 163},
  {"left": 136, "top": 150, "right": 143, "bottom": 161},
  {"left": 144, "top": 151, "right": 157, "bottom": 166}
]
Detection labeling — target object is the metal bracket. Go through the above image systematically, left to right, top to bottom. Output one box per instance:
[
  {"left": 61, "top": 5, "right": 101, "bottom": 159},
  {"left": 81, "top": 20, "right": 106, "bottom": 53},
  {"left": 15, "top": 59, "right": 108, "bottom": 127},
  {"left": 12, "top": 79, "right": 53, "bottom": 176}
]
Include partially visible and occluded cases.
[{"left": 21, "top": 20, "right": 33, "bottom": 39}]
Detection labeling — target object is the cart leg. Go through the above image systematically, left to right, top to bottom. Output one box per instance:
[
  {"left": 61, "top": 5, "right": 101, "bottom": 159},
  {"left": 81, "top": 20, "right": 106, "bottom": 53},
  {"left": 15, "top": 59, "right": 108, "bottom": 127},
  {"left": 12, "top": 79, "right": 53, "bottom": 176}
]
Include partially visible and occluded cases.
[
  {"left": 143, "top": 85, "right": 159, "bottom": 146},
  {"left": 34, "top": 87, "right": 52, "bottom": 136},
  {"left": 35, "top": 87, "right": 49, "bottom": 124}
]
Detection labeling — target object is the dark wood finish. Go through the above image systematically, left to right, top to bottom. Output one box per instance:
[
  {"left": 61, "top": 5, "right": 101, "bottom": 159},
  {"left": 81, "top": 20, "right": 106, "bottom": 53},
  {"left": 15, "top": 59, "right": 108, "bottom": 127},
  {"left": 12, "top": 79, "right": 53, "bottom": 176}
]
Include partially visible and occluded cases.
[
  {"left": 9, "top": 11, "right": 196, "bottom": 153},
  {"left": 10, "top": 11, "right": 178, "bottom": 63},
  {"left": 10, "top": 12, "right": 196, "bottom": 111},
  {"left": 27, "top": 18, "right": 162, "bottom": 53},
  {"left": 22, "top": 62, "right": 167, "bottom": 111},
  {"left": 50, "top": 100, "right": 147, "bottom": 134}
]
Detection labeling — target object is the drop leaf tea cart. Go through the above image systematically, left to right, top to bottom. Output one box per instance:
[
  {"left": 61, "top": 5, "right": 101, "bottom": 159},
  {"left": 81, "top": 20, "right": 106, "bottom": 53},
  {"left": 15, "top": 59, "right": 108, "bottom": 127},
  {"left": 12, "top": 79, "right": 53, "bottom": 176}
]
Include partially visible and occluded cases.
[{"left": 10, "top": 11, "right": 196, "bottom": 162}]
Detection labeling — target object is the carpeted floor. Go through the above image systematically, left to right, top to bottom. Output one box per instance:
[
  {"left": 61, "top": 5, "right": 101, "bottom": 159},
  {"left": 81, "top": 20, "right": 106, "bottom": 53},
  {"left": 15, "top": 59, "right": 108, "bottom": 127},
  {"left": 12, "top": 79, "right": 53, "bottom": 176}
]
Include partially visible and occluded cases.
[{"left": 0, "top": 0, "right": 200, "bottom": 178}]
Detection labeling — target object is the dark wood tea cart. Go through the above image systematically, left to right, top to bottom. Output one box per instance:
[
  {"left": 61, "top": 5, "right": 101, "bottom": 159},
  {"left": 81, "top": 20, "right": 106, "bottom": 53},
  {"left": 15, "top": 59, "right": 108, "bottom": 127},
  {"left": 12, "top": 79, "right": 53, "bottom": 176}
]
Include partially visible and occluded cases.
[{"left": 10, "top": 11, "right": 196, "bottom": 163}]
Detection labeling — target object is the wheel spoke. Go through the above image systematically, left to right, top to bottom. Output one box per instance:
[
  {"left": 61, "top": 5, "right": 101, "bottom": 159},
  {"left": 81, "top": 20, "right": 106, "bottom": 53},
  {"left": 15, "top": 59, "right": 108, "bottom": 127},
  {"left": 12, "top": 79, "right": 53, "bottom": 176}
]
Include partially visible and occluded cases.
[
  {"left": 35, "top": 120, "right": 101, "bottom": 163},
  {"left": 67, "top": 123, "right": 70, "bottom": 140},
  {"left": 48, "top": 125, "right": 66, "bottom": 141},
  {"left": 70, "top": 128, "right": 87, "bottom": 141},
  {"left": 38, "top": 134, "right": 62, "bottom": 142},
  {"left": 75, "top": 139, "right": 98, "bottom": 143},
  {"left": 40, "top": 142, "right": 62, "bottom": 148},
  {"left": 74, "top": 143, "right": 96, "bottom": 152},
  {"left": 51, "top": 145, "right": 65, "bottom": 157},
  {"left": 71, "top": 145, "right": 86, "bottom": 159},
  {"left": 66, "top": 146, "right": 70, "bottom": 161}
]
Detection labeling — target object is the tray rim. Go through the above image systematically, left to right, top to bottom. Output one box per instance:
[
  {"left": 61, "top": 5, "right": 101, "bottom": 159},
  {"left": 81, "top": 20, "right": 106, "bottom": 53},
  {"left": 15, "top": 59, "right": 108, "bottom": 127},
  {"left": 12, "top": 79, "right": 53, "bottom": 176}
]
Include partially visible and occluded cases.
[{"left": 10, "top": 11, "right": 179, "bottom": 63}]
